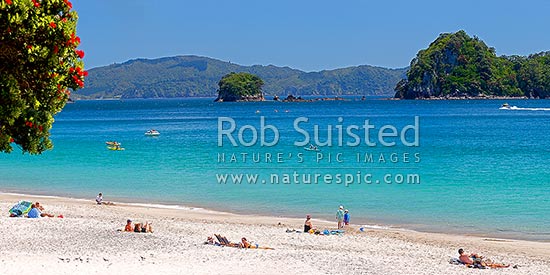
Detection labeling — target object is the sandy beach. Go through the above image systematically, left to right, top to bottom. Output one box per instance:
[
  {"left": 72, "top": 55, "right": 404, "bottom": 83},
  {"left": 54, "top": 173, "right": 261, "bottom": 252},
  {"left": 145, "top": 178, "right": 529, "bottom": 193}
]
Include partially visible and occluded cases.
[{"left": 1, "top": 192, "right": 549, "bottom": 275}]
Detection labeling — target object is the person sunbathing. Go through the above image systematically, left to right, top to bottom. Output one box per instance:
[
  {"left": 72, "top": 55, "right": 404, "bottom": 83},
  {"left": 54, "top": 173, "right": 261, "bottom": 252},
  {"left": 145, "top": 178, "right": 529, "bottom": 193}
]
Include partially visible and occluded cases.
[
  {"left": 27, "top": 203, "right": 54, "bottom": 218},
  {"left": 124, "top": 219, "right": 133, "bottom": 232},
  {"left": 130, "top": 222, "right": 153, "bottom": 233},
  {"left": 142, "top": 222, "right": 153, "bottom": 233},
  {"left": 214, "top": 234, "right": 240, "bottom": 247},
  {"left": 205, "top": 236, "right": 220, "bottom": 246},
  {"left": 241, "top": 237, "right": 252, "bottom": 248},
  {"left": 458, "top": 248, "right": 510, "bottom": 268}
]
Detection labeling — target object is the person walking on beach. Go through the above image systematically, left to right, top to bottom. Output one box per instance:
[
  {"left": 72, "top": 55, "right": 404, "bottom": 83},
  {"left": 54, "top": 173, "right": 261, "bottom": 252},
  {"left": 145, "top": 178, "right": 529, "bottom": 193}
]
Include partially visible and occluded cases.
[
  {"left": 336, "top": 206, "right": 345, "bottom": 229},
  {"left": 343, "top": 209, "right": 350, "bottom": 227}
]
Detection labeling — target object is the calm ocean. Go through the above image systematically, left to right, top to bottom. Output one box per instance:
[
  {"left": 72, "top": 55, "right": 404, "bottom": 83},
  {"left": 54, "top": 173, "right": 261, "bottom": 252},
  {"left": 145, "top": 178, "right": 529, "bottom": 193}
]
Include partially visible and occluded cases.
[{"left": 1, "top": 98, "right": 549, "bottom": 240}]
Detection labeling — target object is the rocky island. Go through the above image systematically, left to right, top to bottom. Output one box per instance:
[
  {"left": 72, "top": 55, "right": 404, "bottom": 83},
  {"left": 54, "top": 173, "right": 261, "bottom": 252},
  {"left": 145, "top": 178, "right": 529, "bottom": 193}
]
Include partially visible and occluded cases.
[
  {"left": 394, "top": 30, "right": 550, "bottom": 99},
  {"left": 215, "top": 72, "right": 265, "bottom": 102}
]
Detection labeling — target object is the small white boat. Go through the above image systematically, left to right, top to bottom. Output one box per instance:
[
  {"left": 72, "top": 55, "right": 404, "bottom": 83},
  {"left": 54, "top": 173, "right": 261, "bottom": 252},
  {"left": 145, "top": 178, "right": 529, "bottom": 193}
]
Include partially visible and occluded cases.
[
  {"left": 499, "top": 103, "right": 518, "bottom": 110},
  {"left": 145, "top": 129, "right": 160, "bottom": 136},
  {"left": 304, "top": 144, "right": 320, "bottom": 152}
]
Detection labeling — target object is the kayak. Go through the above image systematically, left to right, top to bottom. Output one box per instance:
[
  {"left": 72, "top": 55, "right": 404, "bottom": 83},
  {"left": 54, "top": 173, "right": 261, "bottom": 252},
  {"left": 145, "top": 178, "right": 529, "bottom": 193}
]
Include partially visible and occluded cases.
[{"left": 107, "top": 146, "right": 125, "bottom": 151}]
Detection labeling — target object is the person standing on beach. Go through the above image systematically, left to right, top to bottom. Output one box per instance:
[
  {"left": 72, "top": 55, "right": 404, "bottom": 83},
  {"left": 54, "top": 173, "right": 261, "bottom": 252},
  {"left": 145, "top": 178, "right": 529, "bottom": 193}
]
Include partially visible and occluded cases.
[
  {"left": 336, "top": 206, "right": 345, "bottom": 229},
  {"left": 343, "top": 209, "right": 350, "bottom": 227}
]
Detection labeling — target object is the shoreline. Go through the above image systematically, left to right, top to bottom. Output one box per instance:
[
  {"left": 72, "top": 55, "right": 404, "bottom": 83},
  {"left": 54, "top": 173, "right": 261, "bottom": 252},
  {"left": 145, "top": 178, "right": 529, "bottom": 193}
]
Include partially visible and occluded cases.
[
  {"left": 3, "top": 189, "right": 548, "bottom": 243},
  {"left": 2, "top": 191, "right": 549, "bottom": 274},
  {"left": 2, "top": 191, "right": 549, "bottom": 244}
]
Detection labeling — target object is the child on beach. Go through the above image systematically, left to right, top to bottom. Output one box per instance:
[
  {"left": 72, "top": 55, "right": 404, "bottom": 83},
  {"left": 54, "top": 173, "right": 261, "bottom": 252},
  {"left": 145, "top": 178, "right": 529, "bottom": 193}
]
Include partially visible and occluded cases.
[{"left": 343, "top": 209, "right": 350, "bottom": 226}]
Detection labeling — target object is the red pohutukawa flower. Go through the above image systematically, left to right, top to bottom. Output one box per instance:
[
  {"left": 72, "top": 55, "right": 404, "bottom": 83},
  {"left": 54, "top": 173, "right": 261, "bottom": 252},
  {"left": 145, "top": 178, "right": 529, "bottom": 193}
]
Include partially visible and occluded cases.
[
  {"left": 6, "top": 0, "right": 13, "bottom": 5},
  {"left": 32, "top": 0, "right": 40, "bottom": 8},
  {"left": 64, "top": 0, "right": 72, "bottom": 9},
  {"left": 49, "top": 22, "right": 56, "bottom": 28},
  {"left": 67, "top": 33, "right": 81, "bottom": 46},
  {"left": 53, "top": 45, "right": 59, "bottom": 54},
  {"left": 75, "top": 49, "right": 85, "bottom": 59},
  {"left": 9, "top": 138, "right": 14, "bottom": 143}
]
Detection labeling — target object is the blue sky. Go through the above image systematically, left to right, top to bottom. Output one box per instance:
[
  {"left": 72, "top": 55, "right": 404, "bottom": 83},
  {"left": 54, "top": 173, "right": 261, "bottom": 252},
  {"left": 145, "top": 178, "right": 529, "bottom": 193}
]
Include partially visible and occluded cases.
[{"left": 73, "top": 0, "right": 550, "bottom": 71}]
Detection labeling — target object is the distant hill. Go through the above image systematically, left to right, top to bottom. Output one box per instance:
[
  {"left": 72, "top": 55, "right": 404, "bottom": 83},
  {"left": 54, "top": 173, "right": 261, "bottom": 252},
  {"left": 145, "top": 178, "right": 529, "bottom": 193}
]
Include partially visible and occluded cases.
[{"left": 75, "top": 55, "right": 407, "bottom": 99}]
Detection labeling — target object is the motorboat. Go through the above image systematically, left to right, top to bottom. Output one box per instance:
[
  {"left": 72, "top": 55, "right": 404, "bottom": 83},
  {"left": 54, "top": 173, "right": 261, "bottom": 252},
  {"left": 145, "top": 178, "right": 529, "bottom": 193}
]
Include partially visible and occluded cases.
[
  {"left": 499, "top": 103, "right": 518, "bottom": 110},
  {"left": 145, "top": 129, "right": 160, "bottom": 136}
]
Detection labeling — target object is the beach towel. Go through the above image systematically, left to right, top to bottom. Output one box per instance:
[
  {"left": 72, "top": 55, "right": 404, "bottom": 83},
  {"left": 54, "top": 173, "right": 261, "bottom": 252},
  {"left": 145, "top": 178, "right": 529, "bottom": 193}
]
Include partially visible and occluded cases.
[{"left": 9, "top": 201, "right": 32, "bottom": 217}]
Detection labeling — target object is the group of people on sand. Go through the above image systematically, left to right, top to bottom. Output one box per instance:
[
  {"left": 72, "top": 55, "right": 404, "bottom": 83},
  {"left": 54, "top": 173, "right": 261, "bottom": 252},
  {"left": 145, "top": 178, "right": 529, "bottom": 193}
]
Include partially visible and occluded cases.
[
  {"left": 94, "top": 192, "right": 153, "bottom": 233},
  {"left": 9, "top": 201, "right": 62, "bottom": 218},
  {"left": 28, "top": 202, "right": 57, "bottom": 218},
  {"left": 301, "top": 205, "right": 350, "bottom": 233},
  {"left": 336, "top": 205, "right": 350, "bottom": 229},
  {"left": 123, "top": 219, "right": 153, "bottom": 233},
  {"left": 457, "top": 248, "right": 511, "bottom": 268}
]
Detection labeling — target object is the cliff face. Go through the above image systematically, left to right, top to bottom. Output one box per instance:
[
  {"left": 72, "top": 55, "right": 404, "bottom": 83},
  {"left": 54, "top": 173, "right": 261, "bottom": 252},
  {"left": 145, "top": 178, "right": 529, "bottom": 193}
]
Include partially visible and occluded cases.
[{"left": 394, "top": 30, "right": 550, "bottom": 99}]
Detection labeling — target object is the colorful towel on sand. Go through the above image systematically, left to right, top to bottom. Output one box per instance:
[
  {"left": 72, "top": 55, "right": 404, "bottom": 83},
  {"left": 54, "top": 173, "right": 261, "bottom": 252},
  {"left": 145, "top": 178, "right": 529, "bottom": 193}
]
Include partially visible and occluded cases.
[{"left": 9, "top": 200, "right": 33, "bottom": 217}]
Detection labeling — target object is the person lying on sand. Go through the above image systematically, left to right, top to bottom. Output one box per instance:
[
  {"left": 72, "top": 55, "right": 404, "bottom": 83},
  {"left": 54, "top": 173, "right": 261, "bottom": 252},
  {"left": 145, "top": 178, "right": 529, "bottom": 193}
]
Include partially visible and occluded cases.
[
  {"left": 27, "top": 203, "right": 54, "bottom": 218},
  {"left": 132, "top": 222, "right": 153, "bottom": 233},
  {"left": 205, "top": 236, "right": 220, "bottom": 246},
  {"left": 240, "top": 237, "right": 274, "bottom": 250},
  {"left": 458, "top": 248, "right": 510, "bottom": 268}
]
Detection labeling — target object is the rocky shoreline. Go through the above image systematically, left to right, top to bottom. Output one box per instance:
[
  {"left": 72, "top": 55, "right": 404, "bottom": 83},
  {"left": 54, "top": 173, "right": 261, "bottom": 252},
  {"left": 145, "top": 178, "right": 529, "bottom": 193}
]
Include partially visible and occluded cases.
[{"left": 389, "top": 95, "right": 532, "bottom": 100}]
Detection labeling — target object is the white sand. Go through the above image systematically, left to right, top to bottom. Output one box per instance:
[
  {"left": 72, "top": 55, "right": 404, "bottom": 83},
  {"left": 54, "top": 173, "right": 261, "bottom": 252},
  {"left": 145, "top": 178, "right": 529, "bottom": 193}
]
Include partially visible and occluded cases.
[{"left": 1, "top": 192, "right": 549, "bottom": 275}]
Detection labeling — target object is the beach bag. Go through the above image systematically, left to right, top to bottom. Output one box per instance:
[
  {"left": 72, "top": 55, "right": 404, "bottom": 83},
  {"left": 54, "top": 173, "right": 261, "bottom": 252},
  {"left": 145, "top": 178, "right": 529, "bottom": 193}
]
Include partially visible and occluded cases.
[{"left": 9, "top": 200, "right": 33, "bottom": 217}]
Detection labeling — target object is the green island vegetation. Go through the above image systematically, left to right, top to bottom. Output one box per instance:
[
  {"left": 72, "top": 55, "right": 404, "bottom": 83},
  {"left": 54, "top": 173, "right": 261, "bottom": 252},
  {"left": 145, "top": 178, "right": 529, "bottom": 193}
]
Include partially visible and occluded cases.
[
  {"left": 0, "top": 0, "right": 86, "bottom": 154},
  {"left": 395, "top": 30, "right": 550, "bottom": 99},
  {"left": 74, "top": 56, "right": 406, "bottom": 99},
  {"left": 215, "top": 72, "right": 264, "bottom": 102}
]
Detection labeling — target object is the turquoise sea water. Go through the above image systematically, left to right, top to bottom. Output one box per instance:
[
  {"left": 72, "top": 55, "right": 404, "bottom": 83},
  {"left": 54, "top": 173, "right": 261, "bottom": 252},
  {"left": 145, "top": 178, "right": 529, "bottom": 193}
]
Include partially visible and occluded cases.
[{"left": 1, "top": 98, "right": 549, "bottom": 241}]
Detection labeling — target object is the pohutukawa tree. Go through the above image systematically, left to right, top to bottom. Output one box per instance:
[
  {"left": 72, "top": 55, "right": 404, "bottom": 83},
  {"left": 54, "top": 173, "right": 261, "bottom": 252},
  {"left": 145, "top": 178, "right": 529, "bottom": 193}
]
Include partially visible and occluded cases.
[{"left": 0, "top": 0, "right": 86, "bottom": 154}]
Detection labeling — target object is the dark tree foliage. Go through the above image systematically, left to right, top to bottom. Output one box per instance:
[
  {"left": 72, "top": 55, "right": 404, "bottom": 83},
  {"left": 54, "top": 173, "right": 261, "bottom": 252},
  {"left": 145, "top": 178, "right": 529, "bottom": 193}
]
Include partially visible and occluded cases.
[
  {"left": 1, "top": 0, "right": 86, "bottom": 154},
  {"left": 395, "top": 31, "right": 549, "bottom": 99},
  {"left": 216, "top": 72, "right": 264, "bottom": 101}
]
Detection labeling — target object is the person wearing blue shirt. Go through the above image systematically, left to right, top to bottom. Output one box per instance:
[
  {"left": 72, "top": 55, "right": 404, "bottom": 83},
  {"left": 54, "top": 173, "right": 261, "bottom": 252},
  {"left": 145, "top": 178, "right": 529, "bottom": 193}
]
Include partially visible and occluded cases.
[
  {"left": 27, "top": 204, "right": 41, "bottom": 218},
  {"left": 343, "top": 209, "right": 350, "bottom": 227}
]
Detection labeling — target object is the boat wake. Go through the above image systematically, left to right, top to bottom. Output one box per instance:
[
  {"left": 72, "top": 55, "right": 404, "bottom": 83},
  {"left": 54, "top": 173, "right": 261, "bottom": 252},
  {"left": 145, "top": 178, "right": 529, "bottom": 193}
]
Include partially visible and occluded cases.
[{"left": 499, "top": 106, "right": 550, "bottom": 111}]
